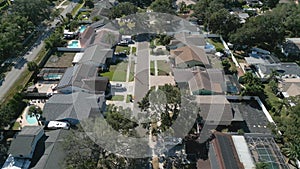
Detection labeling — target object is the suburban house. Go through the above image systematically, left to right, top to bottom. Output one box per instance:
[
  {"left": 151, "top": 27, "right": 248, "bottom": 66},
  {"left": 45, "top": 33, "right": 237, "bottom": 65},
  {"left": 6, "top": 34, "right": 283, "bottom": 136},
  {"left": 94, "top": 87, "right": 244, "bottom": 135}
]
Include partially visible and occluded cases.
[
  {"left": 90, "top": 0, "right": 113, "bottom": 19},
  {"left": 168, "top": 32, "right": 206, "bottom": 50},
  {"left": 282, "top": 38, "right": 300, "bottom": 57},
  {"left": 77, "top": 44, "right": 114, "bottom": 69},
  {"left": 170, "top": 46, "right": 210, "bottom": 68},
  {"left": 256, "top": 62, "right": 300, "bottom": 79},
  {"left": 55, "top": 63, "right": 111, "bottom": 96},
  {"left": 173, "top": 68, "right": 226, "bottom": 95},
  {"left": 279, "top": 78, "right": 300, "bottom": 98},
  {"left": 23, "top": 91, "right": 106, "bottom": 169},
  {"left": 42, "top": 92, "right": 106, "bottom": 122},
  {"left": 195, "top": 95, "right": 236, "bottom": 126},
  {"left": 2, "top": 126, "right": 44, "bottom": 169},
  {"left": 208, "top": 132, "right": 245, "bottom": 169}
]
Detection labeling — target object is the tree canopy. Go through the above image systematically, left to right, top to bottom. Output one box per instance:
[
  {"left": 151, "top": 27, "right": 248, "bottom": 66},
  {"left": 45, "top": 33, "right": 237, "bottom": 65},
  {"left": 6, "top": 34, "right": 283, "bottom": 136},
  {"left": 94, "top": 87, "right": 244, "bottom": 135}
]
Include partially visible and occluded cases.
[
  {"left": 150, "top": 0, "right": 175, "bottom": 14},
  {"left": 109, "top": 2, "right": 138, "bottom": 19}
]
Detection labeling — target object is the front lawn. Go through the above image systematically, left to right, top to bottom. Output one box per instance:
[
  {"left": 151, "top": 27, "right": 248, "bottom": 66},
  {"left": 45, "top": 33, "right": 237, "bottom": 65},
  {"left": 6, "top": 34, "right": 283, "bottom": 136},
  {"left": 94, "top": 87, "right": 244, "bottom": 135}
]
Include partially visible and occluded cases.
[
  {"left": 115, "top": 46, "right": 130, "bottom": 55},
  {"left": 131, "top": 46, "right": 136, "bottom": 55},
  {"left": 157, "top": 60, "right": 171, "bottom": 76},
  {"left": 129, "top": 61, "right": 135, "bottom": 81},
  {"left": 150, "top": 61, "right": 155, "bottom": 75},
  {"left": 101, "top": 62, "right": 128, "bottom": 82},
  {"left": 111, "top": 95, "right": 124, "bottom": 101}
]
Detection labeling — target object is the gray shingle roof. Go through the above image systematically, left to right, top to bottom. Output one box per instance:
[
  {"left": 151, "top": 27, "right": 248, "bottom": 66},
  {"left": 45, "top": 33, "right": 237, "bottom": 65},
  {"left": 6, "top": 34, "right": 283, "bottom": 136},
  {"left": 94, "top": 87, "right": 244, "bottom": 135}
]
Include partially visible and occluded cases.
[
  {"left": 174, "top": 32, "right": 206, "bottom": 47},
  {"left": 79, "top": 45, "right": 113, "bottom": 65},
  {"left": 257, "top": 62, "right": 300, "bottom": 77},
  {"left": 57, "top": 64, "right": 109, "bottom": 93},
  {"left": 42, "top": 92, "right": 105, "bottom": 121},
  {"left": 195, "top": 95, "right": 233, "bottom": 125},
  {"left": 8, "top": 126, "right": 44, "bottom": 158}
]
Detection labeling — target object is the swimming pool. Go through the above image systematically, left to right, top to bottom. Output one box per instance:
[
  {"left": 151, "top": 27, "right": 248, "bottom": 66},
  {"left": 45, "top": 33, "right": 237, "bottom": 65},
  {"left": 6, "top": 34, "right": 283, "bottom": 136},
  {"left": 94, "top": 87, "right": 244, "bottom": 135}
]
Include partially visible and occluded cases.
[
  {"left": 79, "top": 25, "right": 87, "bottom": 33},
  {"left": 68, "top": 40, "right": 80, "bottom": 48},
  {"left": 43, "top": 74, "right": 62, "bottom": 80},
  {"left": 26, "top": 114, "right": 40, "bottom": 125}
]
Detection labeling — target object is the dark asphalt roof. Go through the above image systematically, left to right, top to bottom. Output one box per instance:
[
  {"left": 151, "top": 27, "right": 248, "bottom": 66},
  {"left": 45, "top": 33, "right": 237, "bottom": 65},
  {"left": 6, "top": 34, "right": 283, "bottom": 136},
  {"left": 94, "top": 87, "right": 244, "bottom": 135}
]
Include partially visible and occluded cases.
[
  {"left": 257, "top": 62, "right": 300, "bottom": 77},
  {"left": 195, "top": 95, "right": 234, "bottom": 126},
  {"left": 230, "top": 100, "right": 271, "bottom": 134},
  {"left": 8, "top": 126, "right": 44, "bottom": 157},
  {"left": 30, "top": 129, "right": 69, "bottom": 169},
  {"left": 211, "top": 132, "right": 244, "bottom": 169}
]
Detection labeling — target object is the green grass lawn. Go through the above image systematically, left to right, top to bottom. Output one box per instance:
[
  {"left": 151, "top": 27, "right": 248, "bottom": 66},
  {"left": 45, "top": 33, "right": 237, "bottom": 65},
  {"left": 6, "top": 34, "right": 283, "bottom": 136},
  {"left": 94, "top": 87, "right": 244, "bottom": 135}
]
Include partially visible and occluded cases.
[
  {"left": 207, "top": 38, "right": 224, "bottom": 50},
  {"left": 115, "top": 46, "right": 130, "bottom": 55},
  {"left": 131, "top": 47, "right": 136, "bottom": 55},
  {"left": 157, "top": 60, "right": 171, "bottom": 76},
  {"left": 129, "top": 61, "right": 135, "bottom": 81},
  {"left": 150, "top": 61, "right": 155, "bottom": 75},
  {"left": 101, "top": 62, "right": 128, "bottom": 82},
  {"left": 111, "top": 95, "right": 124, "bottom": 101},
  {"left": 126, "top": 95, "right": 132, "bottom": 103},
  {"left": 12, "top": 122, "right": 20, "bottom": 130}
]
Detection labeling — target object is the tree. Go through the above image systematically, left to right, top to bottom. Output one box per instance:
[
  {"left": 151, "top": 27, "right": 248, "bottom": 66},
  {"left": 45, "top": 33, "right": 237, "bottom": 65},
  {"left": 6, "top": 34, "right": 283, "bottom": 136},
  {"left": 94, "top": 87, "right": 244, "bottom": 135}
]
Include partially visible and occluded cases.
[
  {"left": 12, "top": 0, "right": 51, "bottom": 26},
  {"left": 150, "top": 0, "right": 175, "bottom": 14},
  {"left": 109, "top": 2, "right": 138, "bottom": 19},
  {"left": 207, "top": 9, "right": 241, "bottom": 40},
  {"left": 230, "top": 11, "right": 285, "bottom": 49},
  {"left": 27, "top": 61, "right": 39, "bottom": 72},
  {"left": 240, "top": 72, "right": 264, "bottom": 96},
  {"left": 106, "top": 105, "right": 138, "bottom": 135},
  {"left": 282, "top": 143, "right": 300, "bottom": 166},
  {"left": 255, "top": 162, "right": 270, "bottom": 169}
]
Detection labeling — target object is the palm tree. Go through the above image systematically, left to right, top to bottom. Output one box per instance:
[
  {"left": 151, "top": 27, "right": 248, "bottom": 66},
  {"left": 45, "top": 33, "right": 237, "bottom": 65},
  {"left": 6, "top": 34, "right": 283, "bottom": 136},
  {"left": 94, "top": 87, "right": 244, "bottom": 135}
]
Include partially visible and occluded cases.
[{"left": 282, "top": 143, "right": 300, "bottom": 167}]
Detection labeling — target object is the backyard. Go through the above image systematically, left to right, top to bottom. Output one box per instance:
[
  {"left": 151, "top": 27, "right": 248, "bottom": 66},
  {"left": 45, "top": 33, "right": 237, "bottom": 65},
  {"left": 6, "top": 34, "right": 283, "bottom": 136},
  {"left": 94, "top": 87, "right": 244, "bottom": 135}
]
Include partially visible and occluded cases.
[
  {"left": 207, "top": 38, "right": 224, "bottom": 50},
  {"left": 44, "top": 52, "right": 75, "bottom": 68}
]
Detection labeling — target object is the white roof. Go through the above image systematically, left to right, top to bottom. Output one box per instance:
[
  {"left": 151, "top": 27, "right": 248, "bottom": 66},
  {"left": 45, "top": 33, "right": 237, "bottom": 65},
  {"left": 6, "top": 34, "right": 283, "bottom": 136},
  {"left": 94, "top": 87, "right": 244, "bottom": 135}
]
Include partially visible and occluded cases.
[
  {"left": 72, "top": 52, "right": 84, "bottom": 63},
  {"left": 47, "top": 121, "right": 68, "bottom": 128},
  {"left": 232, "top": 135, "right": 255, "bottom": 169},
  {"left": 2, "top": 154, "right": 31, "bottom": 169}
]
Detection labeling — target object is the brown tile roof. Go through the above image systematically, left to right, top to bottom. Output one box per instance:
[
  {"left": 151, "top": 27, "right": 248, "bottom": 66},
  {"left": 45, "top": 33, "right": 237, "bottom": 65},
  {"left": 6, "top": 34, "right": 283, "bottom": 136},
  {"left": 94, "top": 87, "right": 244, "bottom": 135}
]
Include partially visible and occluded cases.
[
  {"left": 79, "top": 27, "right": 96, "bottom": 48},
  {"left": 90, "top": 28, "right": 120, "bottom": 49},
  {"left": 171, "top": 46, "right": 210, "bottom": 67},
  {"left": 188, "top": 69, "right": 225, "bottom": 94},
  {"left": 286, "top": 83, "right": 300, "bottom": 97},
  {"left": 195, "top": 95, "right": 233, "bottom": 126},
  {"left": 211, "top": 132, "right": 245, "bottom": 169}
]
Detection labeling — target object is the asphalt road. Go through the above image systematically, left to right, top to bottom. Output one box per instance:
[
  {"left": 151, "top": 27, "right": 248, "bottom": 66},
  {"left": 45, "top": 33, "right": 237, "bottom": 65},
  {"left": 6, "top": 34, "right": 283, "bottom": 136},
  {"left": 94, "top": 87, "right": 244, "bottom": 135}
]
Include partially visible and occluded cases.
[
  {"left": 0, "top": 2, "right": 76, "bottom": 102},
  {"left": 134, "top": 42, "right": 150, "bottom": 110}
]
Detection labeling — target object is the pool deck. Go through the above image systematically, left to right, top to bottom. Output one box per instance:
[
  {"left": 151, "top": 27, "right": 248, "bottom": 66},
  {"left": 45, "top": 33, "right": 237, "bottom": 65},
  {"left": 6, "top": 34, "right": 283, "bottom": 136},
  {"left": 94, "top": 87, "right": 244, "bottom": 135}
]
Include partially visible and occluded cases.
[{"left": 16, "top": 106, "right": 40, "bottom": 129}]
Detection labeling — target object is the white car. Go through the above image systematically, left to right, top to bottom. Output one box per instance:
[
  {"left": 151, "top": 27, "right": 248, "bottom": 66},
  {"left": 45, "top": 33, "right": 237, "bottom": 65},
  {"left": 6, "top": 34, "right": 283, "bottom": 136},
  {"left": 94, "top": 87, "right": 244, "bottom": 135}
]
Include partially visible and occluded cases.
[{"left": 46, "top": 121, "right": 70, "bottom": 130}]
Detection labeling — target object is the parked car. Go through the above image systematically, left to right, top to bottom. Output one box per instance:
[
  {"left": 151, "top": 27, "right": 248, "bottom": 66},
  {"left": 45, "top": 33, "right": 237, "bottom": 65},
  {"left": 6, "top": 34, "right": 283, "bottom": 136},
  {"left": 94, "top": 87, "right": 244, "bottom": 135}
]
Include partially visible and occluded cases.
[{"left": 45, "top": 121, "right": 70, "bottom": 130}]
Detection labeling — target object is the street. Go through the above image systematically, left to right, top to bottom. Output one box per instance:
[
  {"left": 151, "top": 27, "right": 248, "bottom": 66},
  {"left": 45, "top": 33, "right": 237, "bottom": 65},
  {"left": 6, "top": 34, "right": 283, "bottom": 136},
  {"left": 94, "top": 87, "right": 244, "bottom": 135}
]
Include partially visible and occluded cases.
[
  {"left": 0, "top": 2, "right": 76, "bottom": 102},
  {"left": 134, "top": 42, "right": 150, "bottom": 110}
]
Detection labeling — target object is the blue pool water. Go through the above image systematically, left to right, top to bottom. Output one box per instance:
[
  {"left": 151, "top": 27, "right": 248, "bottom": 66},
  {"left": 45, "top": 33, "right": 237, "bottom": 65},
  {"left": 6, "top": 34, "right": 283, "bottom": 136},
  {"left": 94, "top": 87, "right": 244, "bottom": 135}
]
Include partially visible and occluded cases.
[
  {"left": 79, "top": 25, "right": 87, "bottom": 33},
  {"left": 68, "top": 40, "right": 80, "bottom": 48},
  {"left": 205, "top": 42, "right": 215, "bottom": 50},
  {"left": 44, "top": 74, "right": 62, "bottom": 80},
  {"left": 26, "top": 114, "right": 40, "bottom": 124}
]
